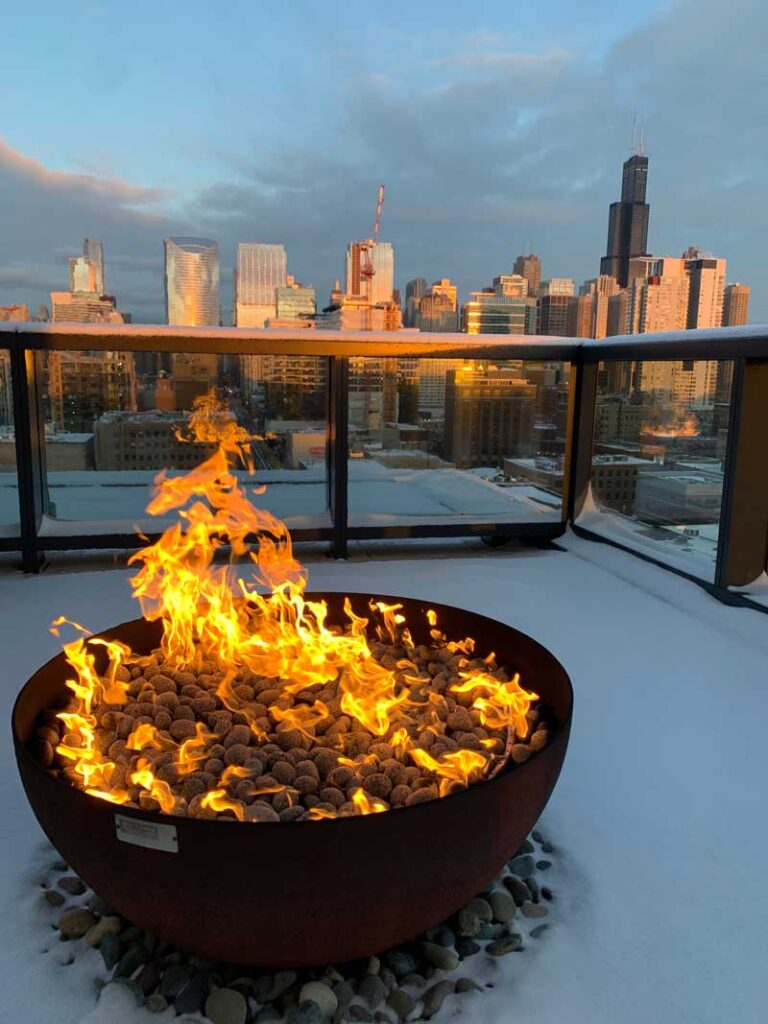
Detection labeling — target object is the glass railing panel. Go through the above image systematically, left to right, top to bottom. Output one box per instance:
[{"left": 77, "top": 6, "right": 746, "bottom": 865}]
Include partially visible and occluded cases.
[
  {"left": 0, "top": 349, "right": 20, "bottom": 536},
  {"left": 39, "top": 349, "right": 330, "bottom": 534},
  {"left": 347, "top": 356, "right": 568, "bottom": 528},
  {"left": 576, "top": 358, "right": 733, "bottom": 581}
]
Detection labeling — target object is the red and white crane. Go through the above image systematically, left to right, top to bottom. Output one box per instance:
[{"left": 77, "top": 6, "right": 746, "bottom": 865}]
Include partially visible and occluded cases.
[{"left": 359, "top": 184, "right": 386, "bottom": 295}]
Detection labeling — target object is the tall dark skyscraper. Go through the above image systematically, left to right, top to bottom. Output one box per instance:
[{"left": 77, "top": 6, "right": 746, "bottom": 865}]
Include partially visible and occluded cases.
[{"left": 600, "top": 153, "right": 650, "bottom": 287}]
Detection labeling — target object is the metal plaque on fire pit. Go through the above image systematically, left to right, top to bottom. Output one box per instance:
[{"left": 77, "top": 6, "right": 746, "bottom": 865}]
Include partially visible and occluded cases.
[{"left": 115, "top": 813, "right": 178, "bottom": 853}]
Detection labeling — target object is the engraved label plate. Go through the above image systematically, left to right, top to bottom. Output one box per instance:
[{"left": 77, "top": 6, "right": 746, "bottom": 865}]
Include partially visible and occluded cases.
[{"left": 115, "top": 814, "right": 178, "bottom": 853}]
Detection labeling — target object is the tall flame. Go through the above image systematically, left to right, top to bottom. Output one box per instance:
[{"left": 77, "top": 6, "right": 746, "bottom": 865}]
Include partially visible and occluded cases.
[{"left": 51, "top": 391, "right": 540, "bottom": 819}]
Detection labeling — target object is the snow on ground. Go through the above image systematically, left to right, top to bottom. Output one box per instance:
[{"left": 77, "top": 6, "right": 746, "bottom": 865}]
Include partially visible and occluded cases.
[{"left": 1, "top": 532, "right": 767, "bottom": 1023}]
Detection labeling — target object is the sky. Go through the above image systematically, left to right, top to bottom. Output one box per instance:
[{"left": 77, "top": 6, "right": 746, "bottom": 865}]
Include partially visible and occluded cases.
[{"left": 0, "top": 0, "right": 766, "bottom": 323}]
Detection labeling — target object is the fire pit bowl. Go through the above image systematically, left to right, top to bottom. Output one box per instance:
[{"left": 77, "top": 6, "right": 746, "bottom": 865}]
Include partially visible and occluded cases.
[{"left": 13, "top": 592, "right": 572, "bottom": 967}]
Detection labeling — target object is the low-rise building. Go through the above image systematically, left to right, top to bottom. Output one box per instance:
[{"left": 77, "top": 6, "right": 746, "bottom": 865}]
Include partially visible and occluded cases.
[{"left": 93, "top": 411, "right": 217, "bottom": 471}]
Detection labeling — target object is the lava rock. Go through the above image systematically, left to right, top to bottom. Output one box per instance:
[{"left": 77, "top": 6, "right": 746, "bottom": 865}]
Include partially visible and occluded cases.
[
  {"left": 508, "top": 855, "right": 536, "bottom": 878},
  {"left": 58, "top": 875, "right": 86, "bottom": 896},
  {"left": 503, "top": 875, "right": 531, "bottom": 905},
  {"left": 43, "top": 890, "right": 65, "bottom": 907},
  {"left": 489, "top": 891, "right": 517, "bottom": 923},
  {"left": 521, "top": 901, "right": 549, "bottom": 918},
  {"left": 58, "top": 907, "right": 96, "bottom": 939},
  {"left": 84, "top": 916, "right": 122, "bottom": 947},
  {"left": 530, "top": 924, "right": 550, "bottom": 938},
  {"left": 100, "top": 932, "right": 122, "bottom": 970},
  {"left": 486, "top": 933, "right": 523, "bottom": 956},
  {"left": 454, "top": 937, "right": 481, "bottom": 959},
  {"left": 421, "top": 942, "right": 459, "bottom": 972},
  {"left": 114, "top": 943, "right": 147, "bottom": 979},
  {"left": 382, "top": 950, "right": 418, "bottom": 979},
  {"left": 159, "top": 962, "right": 194, "bottom": 998},
  {"left": 175, "top": 970, "right": 210, "bottom": 1013},
  {"left": 358, "top": 973, "right": 387, "bottom": 1009},
  {"left": 422, "top": 980, "right": 455, "bottom": 1019},
  {"left": 299, "top": 982, "right": 338, "bottom": 1018},
  {"left": 205, "top": 987, "right": 248, "bottom": 1024},
  {"left": 386, "top": 988, "right": 416, "bottom": 1020},
  {"left": 288, "top": 1001, "right": 327, "bottom": 1024}
]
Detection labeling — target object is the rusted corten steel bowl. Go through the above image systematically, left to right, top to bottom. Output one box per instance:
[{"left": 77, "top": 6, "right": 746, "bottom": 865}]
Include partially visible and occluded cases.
[{"left": 13, "top": 592, "right": 572, "bottom": 968}]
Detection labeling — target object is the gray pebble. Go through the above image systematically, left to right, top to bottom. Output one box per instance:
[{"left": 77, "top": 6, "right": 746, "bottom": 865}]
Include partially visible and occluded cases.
[
  {"left": 532, "top": 830, "right": 544, "bottom": 843},
  {"left": 516, "top": 839, "right": 535, "bottom": 855},
  {"left": 541, "top": 841, "right": 554, "bottom": 854},
  {"left": 508, "top": 855, "right": 536, "bottom": 877},
  {"left": 536, "top": 859, "right": 552, "bottom": 871},
  {"left": 58, "top": 875, "right": 86, "bottom": 896},
  {"left": 503, "top": 875, "right": 531, "bottom": 905},
  {"left": 526, "top": 877, "right": 541, "bottom": 902},
  {"left": 541, "top": 886, "right": 554, "bottom": 902},
  {"left": 44, "top": 890, "right": 65, "bottom": 907},
  {"left": 489, "top": 891, "right": 517, "bottom": 923},
  {"left": 88, "top": 893, "right": 111, "bottom": 916},
  {"left": 521, "top": 901, "right": 548, "bottom": 919},
  {"left": 58, "top": 907, "right": 96, "bottom": 939},
  {"left": 477, "top": 922, "right": 506, "bottom": 940},
  {"left": 530, "top": 923, "right": 550, "bottom": 938},
  {"left": 425, "top": 925, "right": 455, "bottom": 948},
  {"left": 100, "top": 932, "right": 122, "bottom": 970},
  {"left": 486, "top": 933, "right": 524, "bottom": 956},
  {"left": 455, "top": 937, "right": 481, "bottom": 959},
  {"left": 421, "top": 942, "right": 459, "bottom": 972},
  {"left": 114, "top": 943, "right": 147, "bottom": 979},
  {"left": 383, "top": 950, "right": 418, "bottom": 979},
  {"left": 136, "top": 962, "right": 161, "bottom": 996},
  {"left": 160, "top": 963, "right": 194, "bottom": 998},
  {"left": 379, "top": 966, "right": 397, "bottom": 993},
  {"left": 175, "top": 970, "right": 210, "bottom": 1014},
  {"left": 270, "top": 970, "right": 299, "bottom": 1001},
  {"left": 358, "top": 973, "right": 387, "bottom": 1009},
  {"left": 399, "top": 973, "right": 426, "bottom": 989},
  {"left": 253, "top": 974, "right": 275, "bottom": 1003},
  {"left": 455, "top": 977, "right": 481, "bottom": 993},
  {"left": 104, "top": 978, "right": 145, "bottom": 1007},
  {"left": 332, "top": 979, "right": 356, "bottom": 1021},
  {"left": 422, "top": 980, "right": 455, "bottom": 1019},
  {"left": 299, "top": 982, "right": 338, "bottom": 1018},
  {"left": 205, "top": 987, "right": 248, "bottom": 1024},
  {"left": 386, "top": 988, "right": 416, "bottom": 1020},
  {"left": 146, "top": 993, "right": 169, "bottom": 1013},
  {"left": 287, "top": 1001, "right": 326, "bottom": 1024},
  {"left": 255, "top": 1007, "right": 283, "bottom": 1023},
  {"left": 348, "top": 1007, "right": 375, "bottom": 1022},
  {"left": 374, "top": 1013, "right": 393, "bottom": 1024}
]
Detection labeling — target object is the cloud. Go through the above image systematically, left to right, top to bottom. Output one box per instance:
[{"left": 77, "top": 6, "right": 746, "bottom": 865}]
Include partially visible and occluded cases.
[{"left": 0, "top": 0, "right": 765, "bottom": 323}]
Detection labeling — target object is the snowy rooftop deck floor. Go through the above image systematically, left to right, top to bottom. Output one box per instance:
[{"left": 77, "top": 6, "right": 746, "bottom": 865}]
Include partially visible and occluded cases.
[{"left": 1, "top": 533, "right": 766, "bottom": 1024}]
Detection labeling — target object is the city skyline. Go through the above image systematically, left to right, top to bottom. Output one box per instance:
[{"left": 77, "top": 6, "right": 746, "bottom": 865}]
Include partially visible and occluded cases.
[{"left": 0, "top": 0, "right": 764, "bottom": 322}]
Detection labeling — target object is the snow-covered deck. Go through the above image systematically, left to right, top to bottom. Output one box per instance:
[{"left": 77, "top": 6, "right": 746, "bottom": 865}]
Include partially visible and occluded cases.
[{"left": 1, "top": 533, "right": 766, "bottom": 1024}]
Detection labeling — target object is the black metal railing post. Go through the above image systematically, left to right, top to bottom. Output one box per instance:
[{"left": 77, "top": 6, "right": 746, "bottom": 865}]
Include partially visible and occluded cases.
[
  {"left": 10, "top": 345, "right": 49, "bottom": 572},
  {"left": 326, "top": 356, "right": 349, "bottom": 558},
  {"left": 563, "top": 358, "right": 599, "bottom": 522},
  {"left": 715, "top": 358, "right": 768, "bottom": 589}
]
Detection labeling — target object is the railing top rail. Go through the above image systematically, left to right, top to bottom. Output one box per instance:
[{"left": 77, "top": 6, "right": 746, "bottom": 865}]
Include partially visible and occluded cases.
[{"left": 0, "top": 322, "right": 766, "bottom": 361}]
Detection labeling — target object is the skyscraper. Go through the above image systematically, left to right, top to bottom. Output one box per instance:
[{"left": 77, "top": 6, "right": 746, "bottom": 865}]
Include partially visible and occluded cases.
[
  {"left": 600, "top": 152, "right": 650, "bottom": 287},
  {"left": 164, "top": 237, "right": 220, "bottom": 326},
  {"left": 83, "top": 238, "right": 105, "bottom": 294},
  {"left": 345, "top": 241, "right": 394, "bottom": 305},
  {"left": 235, "top": 243, "right": 287, "bottom": 327},
  {"left": 513, "top": 254, "right": 541, "bottom": 296},
  {"left": 685, "top": 255, "right": 726, "bottom": 329},
  {"left": 462, "top": 276, "right": 536, "bottom": 334},
  {"left": 404, "top": 278, "right": 427, "bottom": 327},
  {"left": 723, "top": 283, "right": 750, "bottom": 326},
  {"left": 538, "top": 295, "right": 570, "bottom": 336}
]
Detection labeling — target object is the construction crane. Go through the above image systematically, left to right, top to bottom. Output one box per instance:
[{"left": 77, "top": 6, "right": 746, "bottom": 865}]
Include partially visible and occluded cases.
[{"left": 359, "top": 184, "right": 386, "bottom": 296}]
